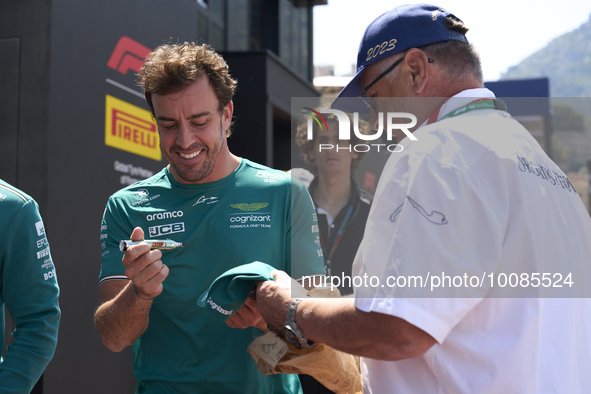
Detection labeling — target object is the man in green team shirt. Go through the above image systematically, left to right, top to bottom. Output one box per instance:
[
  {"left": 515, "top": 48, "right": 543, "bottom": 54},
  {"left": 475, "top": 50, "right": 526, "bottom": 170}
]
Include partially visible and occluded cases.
[
  {"left": 94, "top": 42, "right": 325, "bottom": 393},
  {"left": 0, "top": 179, "right": 61, "bottom": 393}
]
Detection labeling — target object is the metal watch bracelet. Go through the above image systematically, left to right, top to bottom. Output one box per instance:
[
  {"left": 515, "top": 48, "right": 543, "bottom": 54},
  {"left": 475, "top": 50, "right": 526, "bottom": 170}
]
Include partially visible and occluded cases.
[{"left": 284, "top": 298, "right": 313, "bottom": 349}]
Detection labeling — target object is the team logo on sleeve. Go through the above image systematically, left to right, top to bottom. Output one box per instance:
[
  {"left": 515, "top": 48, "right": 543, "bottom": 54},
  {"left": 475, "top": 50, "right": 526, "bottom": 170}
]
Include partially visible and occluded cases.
[
  {"left": 255, "top": 170, "right": 288, "bottom": 183},
  {"left": 132, "top": 189, "right": 161, "bottom": 206},
  {"left": 135, "top": 189, "right": 149, "bottom": 198},
  {"left": 35, "top": 221, "right": 45, "bottom": 236},
  {"left": 37, "top": 248, "right": 50, "bottom": 259}
]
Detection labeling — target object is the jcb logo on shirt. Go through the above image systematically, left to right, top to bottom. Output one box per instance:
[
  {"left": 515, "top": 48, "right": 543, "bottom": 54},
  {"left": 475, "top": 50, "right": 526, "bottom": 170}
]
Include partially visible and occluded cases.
[{"left": 148, "top": 222, "right": 185, "bottom": 237}]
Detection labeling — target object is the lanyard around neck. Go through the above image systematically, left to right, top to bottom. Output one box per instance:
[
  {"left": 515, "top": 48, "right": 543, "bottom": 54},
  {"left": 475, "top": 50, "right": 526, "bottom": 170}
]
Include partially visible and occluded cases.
[
  {"left": 427, "top": 98, "right": 507, "bottom": 125},
  {"left": 319, "top": 199, "right": 361, "bottom": 277}
]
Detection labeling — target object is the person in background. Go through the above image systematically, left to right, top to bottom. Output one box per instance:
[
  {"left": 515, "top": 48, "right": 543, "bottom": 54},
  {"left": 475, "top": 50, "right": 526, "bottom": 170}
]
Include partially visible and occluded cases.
[
  {"left": 295, "top": 111, "right": 371, "bottom": 295},
  {"left": 295, "top": 112, "right": 371, "bottom": 392},
  {"left": 0, "top": 179, "right": 61, "bottom": 393}
]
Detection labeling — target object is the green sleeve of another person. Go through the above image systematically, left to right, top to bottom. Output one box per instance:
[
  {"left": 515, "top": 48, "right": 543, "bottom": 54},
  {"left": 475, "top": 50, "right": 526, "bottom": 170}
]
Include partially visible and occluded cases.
[
  {"left": 288, "top": 179, "right": 325, "bottom": 279},
  {"left": 0, "top": 198, "right": 61, "bottom": 393}
]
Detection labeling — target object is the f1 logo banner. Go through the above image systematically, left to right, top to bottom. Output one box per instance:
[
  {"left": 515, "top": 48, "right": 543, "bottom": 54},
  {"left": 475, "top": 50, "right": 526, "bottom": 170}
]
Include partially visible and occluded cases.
[{"left": 107, "top": 36, "right": 151, "bottom": 75}]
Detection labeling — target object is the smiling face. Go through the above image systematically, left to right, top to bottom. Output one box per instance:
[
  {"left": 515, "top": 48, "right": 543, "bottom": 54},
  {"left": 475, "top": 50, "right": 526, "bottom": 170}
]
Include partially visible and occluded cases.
[{"left": 152, "top": 76, "right": 233, "bottom": 184}]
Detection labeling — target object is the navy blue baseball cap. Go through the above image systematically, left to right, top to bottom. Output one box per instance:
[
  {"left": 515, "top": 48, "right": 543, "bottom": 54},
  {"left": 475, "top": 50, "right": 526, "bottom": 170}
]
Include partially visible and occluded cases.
[{"left": 331, "top": 4, "right": 468, "bottom": 113}]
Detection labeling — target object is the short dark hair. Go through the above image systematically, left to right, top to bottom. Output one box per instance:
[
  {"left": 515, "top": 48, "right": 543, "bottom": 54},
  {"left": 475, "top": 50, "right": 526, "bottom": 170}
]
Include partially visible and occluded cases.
[
  {"left": 138, "top": 42, "right": 238, "bottom": 136},
  {"left": 295, "top": 111, "right": 369, "bottom": 174}
]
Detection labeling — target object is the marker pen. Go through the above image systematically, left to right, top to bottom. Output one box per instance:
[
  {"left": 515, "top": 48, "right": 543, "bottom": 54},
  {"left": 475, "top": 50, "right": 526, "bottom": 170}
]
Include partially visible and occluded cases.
[{"left": 119, "top": 240, "right": 184, "bottom": 252}]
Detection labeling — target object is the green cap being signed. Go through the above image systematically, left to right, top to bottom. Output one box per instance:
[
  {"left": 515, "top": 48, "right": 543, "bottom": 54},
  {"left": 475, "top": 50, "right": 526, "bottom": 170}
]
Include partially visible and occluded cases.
[{"left": 197, "top": 261, "right": 276, "bottom": 321}]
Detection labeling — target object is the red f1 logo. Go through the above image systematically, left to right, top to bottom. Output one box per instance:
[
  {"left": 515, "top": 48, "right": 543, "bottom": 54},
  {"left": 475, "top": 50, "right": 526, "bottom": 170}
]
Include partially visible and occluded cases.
[{"left": 107, "top": 36, "right": 151, "bottom": 75}]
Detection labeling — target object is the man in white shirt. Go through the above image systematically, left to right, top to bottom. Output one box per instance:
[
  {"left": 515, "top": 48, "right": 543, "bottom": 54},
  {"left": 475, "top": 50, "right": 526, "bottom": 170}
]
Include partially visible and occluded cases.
[{"left": 256, "top": 4, "right": 591, "bottom": 393}]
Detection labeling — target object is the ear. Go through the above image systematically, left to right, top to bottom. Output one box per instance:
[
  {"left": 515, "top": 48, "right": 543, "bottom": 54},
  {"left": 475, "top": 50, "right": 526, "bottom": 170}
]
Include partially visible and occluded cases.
[
  {"left": 404, "top": 49, "right": 431, "bottom": 95},
  {"left": 222, "top": 101, "right": 234, "bottom": 134}
]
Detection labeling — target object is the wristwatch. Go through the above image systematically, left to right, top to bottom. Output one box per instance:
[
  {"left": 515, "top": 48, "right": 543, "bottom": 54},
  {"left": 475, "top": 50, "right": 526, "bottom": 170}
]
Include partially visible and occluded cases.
[{"left": 283, "top": 298, "right": 313, "bottom": 349}]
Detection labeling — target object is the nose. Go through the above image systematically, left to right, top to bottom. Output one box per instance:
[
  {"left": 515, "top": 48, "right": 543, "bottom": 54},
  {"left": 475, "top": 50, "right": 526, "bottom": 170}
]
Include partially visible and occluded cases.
[{"left": 176, "top": 123, "right": 197, "bottom": 149}]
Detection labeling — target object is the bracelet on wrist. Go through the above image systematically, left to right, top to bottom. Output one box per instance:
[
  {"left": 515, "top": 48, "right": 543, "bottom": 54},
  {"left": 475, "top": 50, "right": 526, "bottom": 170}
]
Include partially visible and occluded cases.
[{"left": 132, "top": 283, "right": 154, "bottom": 311}]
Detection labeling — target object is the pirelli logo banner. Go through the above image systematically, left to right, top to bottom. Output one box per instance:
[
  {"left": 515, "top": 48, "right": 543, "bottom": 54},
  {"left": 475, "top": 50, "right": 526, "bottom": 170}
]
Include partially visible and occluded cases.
[{"left": 105, "top": 95, "right": 161, "bottom": 161}]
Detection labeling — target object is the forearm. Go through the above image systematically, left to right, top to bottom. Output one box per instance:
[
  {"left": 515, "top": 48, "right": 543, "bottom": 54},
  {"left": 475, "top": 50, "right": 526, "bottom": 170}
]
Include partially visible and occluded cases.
[
  {"left": 94, "top": 281, "right": 151, "bottom": 352},
  {"left": 296, "top": 298, "right": 434, "bottom": 360}
]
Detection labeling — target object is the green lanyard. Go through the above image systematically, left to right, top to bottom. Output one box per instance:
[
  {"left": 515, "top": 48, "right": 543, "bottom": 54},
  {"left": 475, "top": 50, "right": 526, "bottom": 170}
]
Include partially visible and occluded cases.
[{"left": 438, "top": 98, "right": 507, "bottom": 122}]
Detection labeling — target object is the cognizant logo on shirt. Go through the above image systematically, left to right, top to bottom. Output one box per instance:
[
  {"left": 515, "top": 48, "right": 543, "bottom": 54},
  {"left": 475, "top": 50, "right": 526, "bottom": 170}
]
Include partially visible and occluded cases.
[
  {"left": 229, "top": 202, "right": 272, "bottom": 229},
  {"left": 229, "top": 214, "right": 271, "bottom": 229},
  {"left": 230, "top": 215, "right": 270, "bottom": 224}
]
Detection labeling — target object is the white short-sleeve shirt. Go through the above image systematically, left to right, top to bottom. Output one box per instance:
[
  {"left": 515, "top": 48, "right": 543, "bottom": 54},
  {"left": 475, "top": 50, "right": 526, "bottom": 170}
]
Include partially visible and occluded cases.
[{"left": 354, "top": 88, "right": 591, "bottom": 393}]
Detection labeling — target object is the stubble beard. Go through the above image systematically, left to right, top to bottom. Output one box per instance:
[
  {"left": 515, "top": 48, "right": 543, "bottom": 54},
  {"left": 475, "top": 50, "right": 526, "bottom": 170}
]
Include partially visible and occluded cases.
[{"left": 165, "top": 121, "right": 226, "bottom": 183}]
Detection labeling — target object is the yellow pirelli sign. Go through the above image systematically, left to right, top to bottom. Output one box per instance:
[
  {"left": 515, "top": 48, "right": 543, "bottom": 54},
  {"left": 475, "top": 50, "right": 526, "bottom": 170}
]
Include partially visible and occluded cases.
[{"left": 105, "top": 95, "right": 161, "bottom": 161}]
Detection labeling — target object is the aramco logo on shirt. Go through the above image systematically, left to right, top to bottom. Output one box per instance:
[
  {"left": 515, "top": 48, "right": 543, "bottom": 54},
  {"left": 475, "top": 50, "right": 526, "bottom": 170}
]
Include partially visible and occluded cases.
[
  {"left": 105, "top": 95, "right": 161, "bottom": 161},
  {"left": 302, "top": 107, "right": 417, "bottom": 153}
]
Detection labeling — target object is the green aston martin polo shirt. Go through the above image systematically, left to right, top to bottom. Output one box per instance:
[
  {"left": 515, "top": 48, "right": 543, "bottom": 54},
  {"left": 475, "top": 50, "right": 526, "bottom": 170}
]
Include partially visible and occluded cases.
[{"left": 99, "top": 159, "right": 324, "bottom": 394}]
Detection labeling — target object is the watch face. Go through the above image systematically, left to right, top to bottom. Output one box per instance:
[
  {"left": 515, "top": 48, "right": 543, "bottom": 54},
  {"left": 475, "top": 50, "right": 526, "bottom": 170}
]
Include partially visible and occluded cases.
[{"left": 283, "top": 325, "right": 302, "bottom": 349}]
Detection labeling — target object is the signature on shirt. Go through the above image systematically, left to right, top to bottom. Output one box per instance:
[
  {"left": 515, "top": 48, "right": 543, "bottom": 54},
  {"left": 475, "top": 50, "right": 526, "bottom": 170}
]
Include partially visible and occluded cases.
[{"left": 193, "top": 196, "right": 219, "bottom": 206}]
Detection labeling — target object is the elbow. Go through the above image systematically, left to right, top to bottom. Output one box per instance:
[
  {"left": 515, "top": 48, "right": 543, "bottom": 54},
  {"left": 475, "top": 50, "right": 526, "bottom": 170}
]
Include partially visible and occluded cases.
[
  {"left": 360, "top": 313, "right": 437, "bottom": 361},
  {"left": 94, "top": 315, "right": 129, "bottom": 353},
  {"left": 99, "top": 333, "right": 129, "bottom": 353},
  {"left": 377, "top": 336, "right": 436, "bottom": 361},
  {"left": 387, "top": 340, "right": 432, "bottom": 360},
  {"left": 104, "top": 341, "right": 127, "bottom": 353}
]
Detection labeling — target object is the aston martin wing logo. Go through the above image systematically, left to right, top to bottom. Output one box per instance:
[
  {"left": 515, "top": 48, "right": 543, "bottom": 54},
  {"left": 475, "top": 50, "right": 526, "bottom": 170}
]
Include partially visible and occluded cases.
[{"left": 230, "top": 203, "right": 269, "bottom": 211}]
